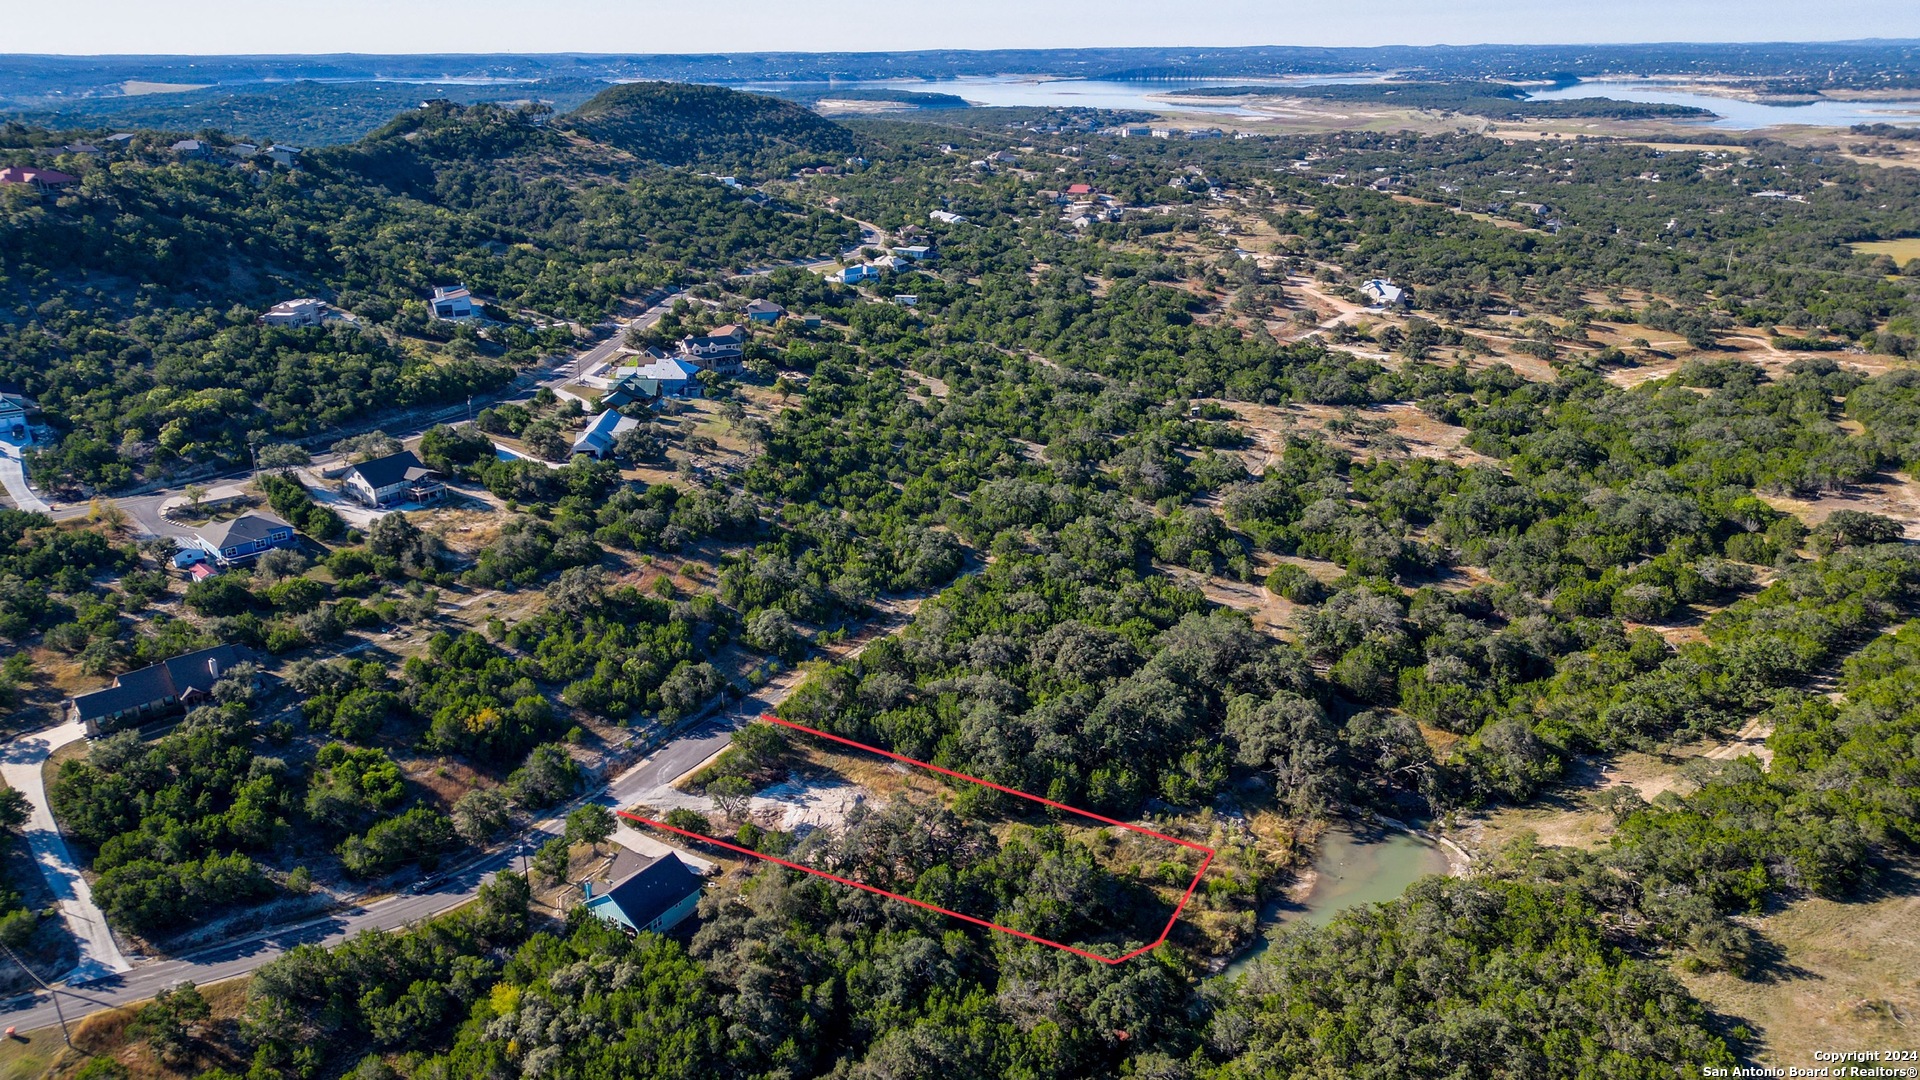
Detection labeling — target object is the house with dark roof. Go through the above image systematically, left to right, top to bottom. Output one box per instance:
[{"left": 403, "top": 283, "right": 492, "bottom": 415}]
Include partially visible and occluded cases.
[
  {"left": 171, "top": 139, "right": 212, "bottom": 159},
  {"left": 744, "top": 298, "right": 784, "bottom": 323},
  {"left": 679, "top": 325, "right": 745, "bottom": 372},
  {"left": 600, "top": 372, "right": 660, "bottom": 410},
  {"left": 342, "top": 450, "right": 443, "bottom": 508},
  {"left": 190, "top": 511, "right": 295, "bottom": 566},
  {"left": 69, "top": 645, "right": 249, "bottom": 735},
  {"left": 582, "top": 853, "right": 705, "bottom": 935}
]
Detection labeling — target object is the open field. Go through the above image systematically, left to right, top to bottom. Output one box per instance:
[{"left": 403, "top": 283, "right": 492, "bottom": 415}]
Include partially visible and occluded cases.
[
  {"left": 1850, "top": 238, "right": 1920, "bottom": 263},
  {"left": 1758, "top": 471, "right": 1920, "bottom": 539},
  {"left": 1682, "top": 863, "right": 1920, "bottom": 1069}
]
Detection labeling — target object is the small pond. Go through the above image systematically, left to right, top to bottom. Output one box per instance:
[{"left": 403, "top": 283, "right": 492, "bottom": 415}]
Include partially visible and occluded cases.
[{"left": 1221, "top": 825, "right": 1450, "bottom": 980}]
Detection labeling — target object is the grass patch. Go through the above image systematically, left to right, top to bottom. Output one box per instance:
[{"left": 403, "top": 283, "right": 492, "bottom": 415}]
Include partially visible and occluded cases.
[{"left": 1851, "top": 238, "right": 1920, "bottom": 264}]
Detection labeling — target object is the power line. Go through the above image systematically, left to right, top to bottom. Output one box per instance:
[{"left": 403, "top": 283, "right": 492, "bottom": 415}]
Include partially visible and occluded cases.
[{"left": 0, "top": 941, "right": 72, "bottom": 1048}]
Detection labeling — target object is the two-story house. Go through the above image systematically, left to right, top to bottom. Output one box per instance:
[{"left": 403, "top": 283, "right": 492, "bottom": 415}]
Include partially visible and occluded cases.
[
  {"left": 430, "top": 285, "right": 480, "bottom": 321},
  {"left": 261, "top": 298, "right": 327, "bottom": 328},
  {"left": 679, "top": 324, "right": 744, "bottom": 373},
  {"left": 341, "top": 450, "right": 444, "bottom": 508},
  {"left": 582, "top": 853, "right": 706, "bottom": 936}
]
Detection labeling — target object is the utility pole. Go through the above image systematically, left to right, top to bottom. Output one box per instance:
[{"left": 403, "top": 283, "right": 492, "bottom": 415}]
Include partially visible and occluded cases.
[{"left": 0, "top": 942, "right": 71, "bottom": 1048}]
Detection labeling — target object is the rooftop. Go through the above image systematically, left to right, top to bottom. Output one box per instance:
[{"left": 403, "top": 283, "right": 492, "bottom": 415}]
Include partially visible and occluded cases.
[
  {"left": 0, "top": 166, "right": 79, "bottom": 187},
  {"left": 344, "top": 450, "right": 436, "bottom": 490},
  {"left": 195, "top": 510, "right": 293, "bottom": 550},
  {"left": 70, "top": 644, "right": 247, "bottom": 723},
  {"left": 584, "top": 853, "right": 704, "bottom": 932}
]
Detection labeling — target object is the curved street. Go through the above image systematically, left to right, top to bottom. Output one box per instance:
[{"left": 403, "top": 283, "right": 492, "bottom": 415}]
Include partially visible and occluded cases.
[{"left": 0, "top": 691, "right": 754, "bottom": 1034}]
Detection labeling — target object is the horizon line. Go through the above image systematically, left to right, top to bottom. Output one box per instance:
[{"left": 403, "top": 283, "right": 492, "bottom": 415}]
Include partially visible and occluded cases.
[{"left": 4, "top": 37, "right": 1920, "bottom": 62}]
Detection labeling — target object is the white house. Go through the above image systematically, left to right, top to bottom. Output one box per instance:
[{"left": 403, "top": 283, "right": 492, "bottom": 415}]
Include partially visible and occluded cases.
[
  {"left": 265, "top": 145, "right": 303, "bottom": 168},
  {"left": 928, "top": 210, "right": 968, "bottom": 224},
  {"left": 891, "top": 245, "right": 933, "bottom": 262},
  {"left": 833, "top": 264, "right": 880, "bottom": 284},
  {"left": 1361, "top": 279, "right": 1408, "bottom": 308},
  {"left": 430, "top": 286, "right": 480, "bottom": 321},
  {"left": 261, "top": 298, "right": 327, "bottom": 328},
  {"left": 341, "top": 450, "right": 444, "bottom": 508}
]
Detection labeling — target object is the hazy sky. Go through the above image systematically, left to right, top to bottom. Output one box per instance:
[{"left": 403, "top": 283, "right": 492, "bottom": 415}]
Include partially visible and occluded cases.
[{"left": 9, "top": 0, "right": 1920, "bottom": 55}]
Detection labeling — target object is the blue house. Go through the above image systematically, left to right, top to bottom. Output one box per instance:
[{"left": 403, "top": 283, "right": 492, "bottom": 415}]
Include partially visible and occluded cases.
[
  {"left": 631, "top": 356, "right": 703, "bottom": 400},
  {"left": 572, "top": 408, "right": 631, "bottom": 459},
  {"left": 190, "top": 511, "right": 295, "bottom": 566},
  {"left": 583, "top": 853, "right": 704, "bottom": 936}
]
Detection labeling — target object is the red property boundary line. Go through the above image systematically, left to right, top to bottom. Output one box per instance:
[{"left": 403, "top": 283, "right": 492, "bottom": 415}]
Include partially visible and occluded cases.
[{"left": 616, "top": 714, "right": 1216, "bottom": 964}]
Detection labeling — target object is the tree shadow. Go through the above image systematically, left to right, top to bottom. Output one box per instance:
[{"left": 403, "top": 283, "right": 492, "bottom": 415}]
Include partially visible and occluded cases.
[{"left": 1742, "top": 931, "right": 1817, "bottom": 985}]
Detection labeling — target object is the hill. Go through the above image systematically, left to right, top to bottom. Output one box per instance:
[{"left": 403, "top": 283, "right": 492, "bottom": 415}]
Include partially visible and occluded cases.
[
  {"left": 0, "top": 79, "right": 610, "bottom": 147},
  {"left": 563, "top": 81, "right": 856, "bottom": 168}
]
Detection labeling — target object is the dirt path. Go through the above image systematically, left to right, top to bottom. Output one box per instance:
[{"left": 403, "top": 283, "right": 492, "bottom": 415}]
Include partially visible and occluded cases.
[{"left": 1702, "top": 715, "right": 1776, "bottom": 767}]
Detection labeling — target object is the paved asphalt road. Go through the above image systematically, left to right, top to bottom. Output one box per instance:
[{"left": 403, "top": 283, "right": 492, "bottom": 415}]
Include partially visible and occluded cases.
[
  {"left": 0, "top": 288, "right": 808, "bottom": 1030},
  {"left": 33, "top": 292, "right": 683, "bottom": 529},
  {"left": 0, "top": 668, "right": 781, "bottom": 1034}
]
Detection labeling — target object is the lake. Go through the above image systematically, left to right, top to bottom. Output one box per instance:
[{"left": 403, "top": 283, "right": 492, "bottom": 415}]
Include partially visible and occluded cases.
[
  {"left": 739, "top": 74, "right": 1920, "bottom": 131},
  {"left": 739, "top": 76, "right": 1380, "bottom": 118},
  {"left": 1523, "top": 81, "right": 1920, "bottom": 130},
  {"left": 1221, "top": 825, "right": 1451, "bottom": 980}
]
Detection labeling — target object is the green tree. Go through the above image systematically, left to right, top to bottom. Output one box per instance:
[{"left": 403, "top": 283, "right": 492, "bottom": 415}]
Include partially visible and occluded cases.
[{"left": 565, "top": 804, "right": 615, "bottom": 847}]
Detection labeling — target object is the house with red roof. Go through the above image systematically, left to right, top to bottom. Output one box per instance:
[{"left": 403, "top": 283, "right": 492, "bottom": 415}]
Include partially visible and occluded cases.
[{"left": 0, "top": 167, "right": 79, "bottom": 192}]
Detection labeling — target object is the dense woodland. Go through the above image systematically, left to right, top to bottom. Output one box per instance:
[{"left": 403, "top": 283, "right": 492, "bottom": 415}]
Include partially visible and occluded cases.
[
  {"left": 1, "top": 83, "right": 1918, "bottom": 1077},
  {"left": 0, "top": 89, "right": 857, "bottom": 492}
]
